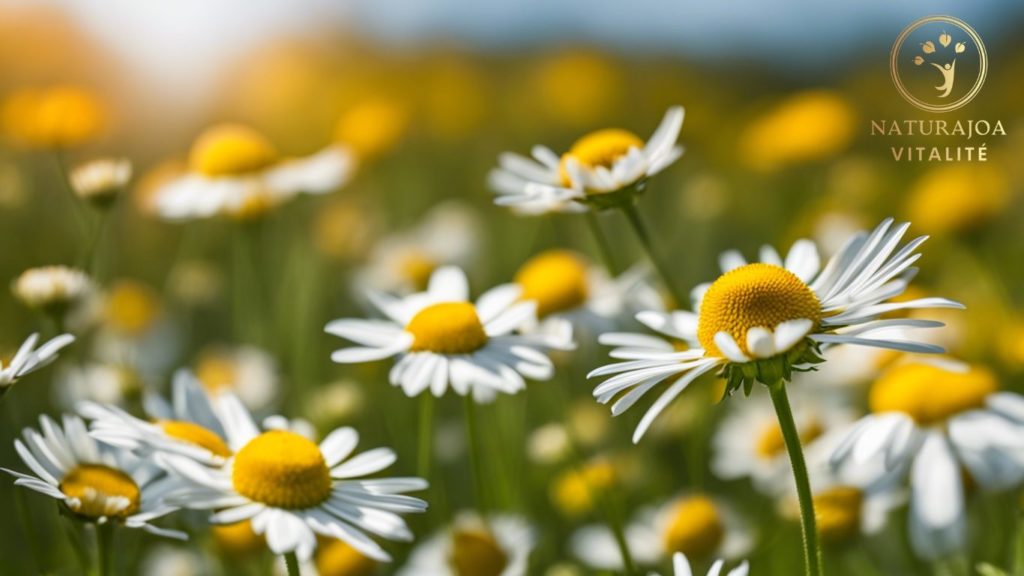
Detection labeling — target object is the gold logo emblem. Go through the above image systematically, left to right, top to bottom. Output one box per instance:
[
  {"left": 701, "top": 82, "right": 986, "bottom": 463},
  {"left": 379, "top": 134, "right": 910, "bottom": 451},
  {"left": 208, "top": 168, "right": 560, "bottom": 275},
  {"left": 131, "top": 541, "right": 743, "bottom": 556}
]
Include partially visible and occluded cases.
[{"left": 890, "top": 16, "right": 987, "bottom": 113}]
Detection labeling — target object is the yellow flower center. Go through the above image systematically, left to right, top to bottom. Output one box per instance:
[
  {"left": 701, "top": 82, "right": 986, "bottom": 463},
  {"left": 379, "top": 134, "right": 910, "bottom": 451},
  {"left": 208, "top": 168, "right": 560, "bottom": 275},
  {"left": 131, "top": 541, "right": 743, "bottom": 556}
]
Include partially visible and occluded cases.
[
  {"left": 5, "top": 86, "right": 106, "bottom": 149},
  {"left": 334, "top": 99, "right": 408, "bottom": 159},
  {"left": 189, "top": 124, "right": 278, "bottom": 177},
  {"left": 559, "top": 128, "right": 645, "bottom": 187},
  {"left": 515, "top": 250, "right": 590, "bottom": 318},
  {"left": 398, "top": 251, "right": 438, "bottom": 291},
  {"left": 697, "top": 264, "right": 821, "bottom": 357},
  {"left": 105, "top": 280, "right": 160, "bottom": 336},
  {"left": 406, "top": 302, "right": 489, "bottom": 354},
  {"left": 196, "top": 353, "right": 238, "bottom": 394},
  {"left": 869, "top": 363, "right": 997, "bottom": 425},
  {"left": 755, "top": 418, "right": 824, "bottom": 459},
  {"left": 160, "top": 420, "right": 232, "bottom": 458},
  {"left": 231, "top": 430, "right": 332, "bottom": 509},
  {"left": 551, "top": 459, "right": 617, "bottom": 517},
  {"left": 59, "top": 464, "right": 140, "bottom": 519},
  {"left": 813, "top": 486, "right": 863, "bottom": 543},
  {"left": 662, "top": 496, "right": 725, "bottom": 559},
  {"left": 212, "top": 520, "right": 265, "bottom": 557},
  {"left": 448, "top": 528, "right": 509, "bottom": 576},
  {"left": 316, "top": 538, "right": 378, "bottom": 576}
]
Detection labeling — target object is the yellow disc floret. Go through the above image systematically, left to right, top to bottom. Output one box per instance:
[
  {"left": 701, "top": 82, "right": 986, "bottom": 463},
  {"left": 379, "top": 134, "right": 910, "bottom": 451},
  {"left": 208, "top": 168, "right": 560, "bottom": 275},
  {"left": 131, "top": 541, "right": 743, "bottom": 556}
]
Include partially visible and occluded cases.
[
  {"left": 189, "top": 124, "right": 278, "bottom": 177},
  {"left": 559, "top": 128, "right": 645, "bottom": 187},
  {"left": 398, "top": 250, "right": 438, "bottom": 291},
  {"left": 515, "top": 250, "right": 590, "bottom": 318},
  {"left": 698, "top": 263, "right": 821, "bottom": 357},
  {"left": 105, "top": 280, "right": 160, "bottom": 336},
  {"left": 406, "top": 302, "right": 489, "bottom": 354},
  {"left": 196, "top": 352, "right": 237, "bottom": 394},
  {"left": 869, "top": 363, "right": 997, "bottom": 425},
  {"left": 755, "top": 418, "right": 824, "bottom": 459},
  {"left": 160, "top": 420, "right": 231, "bottom": 458},
  {"left": 232, "top": 430, "right": 332, "bottom": 509},
  {"left": 551, "top": 458, "right": 617, "bottom": 516},
  {"left": 59, "top": 464, "right": 140, "bottom": 519},
  {"left": 813, "top": 486, "right": 863, "bottom": 543},
  {"left": 661, "top": 495, "right": 725, "bottom": 559},
  {"left": 212, "top": 520, "right": 265, "bottom": 557},
  {"left": 448, "top": 528, "right": 509, "bottom": 576},
  {"left": 316, "top": 538, "right": 378, "bottom": 576}
]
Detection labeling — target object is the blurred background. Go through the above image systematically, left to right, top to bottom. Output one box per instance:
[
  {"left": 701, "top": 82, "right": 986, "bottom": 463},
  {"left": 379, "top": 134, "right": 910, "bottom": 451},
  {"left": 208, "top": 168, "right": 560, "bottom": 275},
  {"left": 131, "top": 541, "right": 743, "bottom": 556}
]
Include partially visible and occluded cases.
[{"left": 2, "top": 0, "right": 1023, "bottom": 574}]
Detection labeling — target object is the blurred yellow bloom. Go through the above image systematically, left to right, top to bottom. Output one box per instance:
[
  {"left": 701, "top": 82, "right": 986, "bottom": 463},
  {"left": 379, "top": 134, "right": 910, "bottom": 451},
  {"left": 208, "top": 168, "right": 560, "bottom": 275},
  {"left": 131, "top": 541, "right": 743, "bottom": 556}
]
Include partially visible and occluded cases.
[
  {"left": 534, "top": 51, "right": 621, "bottom": 127},
  {"left": 2, "top": 85, "right": 105, "bottom": 149},
  {"left": 740, "top": 90, "right": 856, "bottom": 170},
  {"left": 335, "top": 98, "right": 409, "bottom": 160},
  {"left": 189, "top": 124, "right": 278, "bottom": 178},
  {"left": 905, "top": 164, "right": 1010, "bottom": 235},
  {"left": 314, "top": 199, "right": 375, "bottom": 260},
  {"left": 515, "top": 250, "right": 590, "bottom": 318},
  {"left": 104, "top": 279, "right": 161, "bottom": 337},
  {"left": 999, "top": 317, "right": 1024, "bottom": 370},
  {"left": 870, "top": 362, "right": 997, "bottom": 425},
  {"left": 551, "top": 458, "right": 616, "bottom": 517},
  {"left": 812, "top": 486, "right": 863, "bottom": 543},
  {"left": 661, "top": 495, "right": 725, "bottom": 559},
  {"left": 212, "top": 520, "right": 265, "bottom": 557},
  {"left": 449, "top": 528, "right": 509, "bottom": 576},
  {"left": 316, "top": 538, "right": 377, "bottom": 576}
]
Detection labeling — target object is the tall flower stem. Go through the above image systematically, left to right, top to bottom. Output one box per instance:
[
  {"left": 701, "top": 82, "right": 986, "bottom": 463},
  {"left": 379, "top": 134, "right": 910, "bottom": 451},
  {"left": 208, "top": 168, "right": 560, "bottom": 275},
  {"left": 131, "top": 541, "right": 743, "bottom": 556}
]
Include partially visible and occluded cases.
[
  {"left": 620, "top": 203, "right": 684, "bottom": 307},
  {"left": 583, "top": 211, "right": 619, "bottom": 275},
  {"left": 767, "top": 379, "right": 823, "bottom": 576},
  {"left": 417, "top": 394, "right": 435, "bottom": 479},
  {"left": 462, "top": 395, "right": 489, "bottom": 519},
  {"left": 95, "top": 522, "right": 114, "bottom": 576},
  {"left": 283, "top": 552, "right": 301, "bottom": 576}
]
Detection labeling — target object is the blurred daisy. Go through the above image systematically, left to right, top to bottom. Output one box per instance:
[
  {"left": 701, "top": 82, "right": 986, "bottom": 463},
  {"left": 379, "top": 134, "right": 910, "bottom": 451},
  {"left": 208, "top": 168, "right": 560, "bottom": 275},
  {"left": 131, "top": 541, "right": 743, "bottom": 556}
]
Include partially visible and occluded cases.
[
  {"left": 2, "top": 85, "right": 105, "bottom": 149},
  {"left": 489, "top": 106, "right": 684, "bottom": 214},
  {"left": 154, "top": 123, "right": 352, "bottom": 221},
  {"left": 69, "top": 157, "right": 131, "bottom": 208},
  {"left": 356, "top": 202, "right": 481, "bottom": 294},
  {"left": 590, "top": 218, "right": 963, "bottom": 442},
  {"left": 12, "top": 265, "right": 93, "bottom": 314},
  {"left": 327, "top": 266, "right": 562, "bottom": 402},
  {"left": 1, "top": 332, "right": 75, "bottom": 394},
  {"left": 194, "top": 344, "right": 279, "bottom": 411},
  {"left": 831, "top": 361, "right": 1024, "bottom": 560},
  {"left": 55, "top": 362, "right": 141, "bottom": 409},
  {"left": 81, "top": 370, "right": 233, "bottom": 466},
  {"left": 711, "top": 390, "right": 855, "bottom": 495},
  {"left": 160, "top": 396, "right": 427, "bottom": 562},
  {"left": 2, "top": 414, "right": 184, "bottom": 538},
  {"left": 551, "top": 457, "right": 618, "bottom": 517},
  {"left": 572, "top": 494, "right": 751, "bottom": 570},
  {"left": 399, "top": 512, "right": 534, "bottom": 576},
  {"left": 314, "top": 538, "right": 379, "bottom": 576},
  {"left": 140, "top": 545, "right": 207, "bottom": 576},
  {"left": 663, "top": 552, "right": 749, "bottom": 576}
]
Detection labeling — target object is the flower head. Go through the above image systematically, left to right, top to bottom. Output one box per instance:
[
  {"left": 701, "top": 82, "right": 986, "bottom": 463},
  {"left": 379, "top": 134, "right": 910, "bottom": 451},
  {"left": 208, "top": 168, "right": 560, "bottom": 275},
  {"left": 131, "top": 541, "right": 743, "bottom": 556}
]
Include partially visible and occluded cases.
[
  {"left": 3, "top": 85, "right": 105, "bottom": 149},
  {"left": 70, "top": 157, "right": 132, "bottom": 208},
  {"left": 12, "top": 266, "right": 93, "bottom": 315},
  {"left": 1, "top": 332, "right": 75, "bottom": 392},
  {"left": 399, "top": 512, "right": 534, "bottom": 576}
]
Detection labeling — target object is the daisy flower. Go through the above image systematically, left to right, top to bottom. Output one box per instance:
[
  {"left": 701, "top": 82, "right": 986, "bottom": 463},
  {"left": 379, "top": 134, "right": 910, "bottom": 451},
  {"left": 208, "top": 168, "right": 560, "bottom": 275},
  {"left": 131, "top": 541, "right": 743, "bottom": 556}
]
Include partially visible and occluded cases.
[
  {"left": 489, "top": 106, "right": 684, "bottom": 214},
  {"left": 154, "top": 123, "right": 352, "bottom": 221},
  {"left": 69, "top": 157, "right": 132, "bottom": 208},
  {"left": 589, "top": 218, "right": 964, "bottom": 442},
  {"left": 12, "top": 265, "right": 93, "bottom": 313},
  {"left": 327, "top": 266, "right": 563, "bottom": 402},
  {"left": 1, "top": 332, "right": 75, "bottom": 394},
  {"left": 193, "top": 344, "right": 279, "bottom": 411},
  {"left": 830, "top": 360, "right": 1024, "bottom": 560},
  {"left": 80, "top": 370, "right": 233, "bottom": 466},
  {"left": 711, "top": 389, "right": 855, "bottom": 495},
  {"left": 159, "top": 395, "right": 427, "bottom": 562},
  {"left": 2, "top": 414, "right": 184, "bottom": 538},
  {"left": 572, "top": 494, "right": 751, "bottom": 571},
  {"left": 399, "top": 512, "right": 535, "bottom": 576},
  {"left": 662, "top": 552, "right": 750, "bottom": 576}
]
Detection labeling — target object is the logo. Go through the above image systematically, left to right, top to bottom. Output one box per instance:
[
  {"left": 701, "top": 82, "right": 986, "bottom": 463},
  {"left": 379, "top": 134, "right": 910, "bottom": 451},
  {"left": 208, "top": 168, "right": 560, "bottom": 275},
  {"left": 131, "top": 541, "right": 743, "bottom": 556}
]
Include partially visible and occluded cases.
[{"left": 890, "top": 15, "right": 987, "bottom": 113}]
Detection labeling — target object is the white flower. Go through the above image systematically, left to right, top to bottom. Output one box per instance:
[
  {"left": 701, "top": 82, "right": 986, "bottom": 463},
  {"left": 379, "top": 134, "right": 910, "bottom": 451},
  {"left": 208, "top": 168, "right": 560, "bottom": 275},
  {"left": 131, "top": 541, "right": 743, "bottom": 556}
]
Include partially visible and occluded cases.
[
  {"left": 490, "top": 107, "right": 684, "bottom": 214},
  {"left": 154, "top": 124, "right": 352, "bottom": 221},
  {"left": 70, "top": 157, "right": 132, "bottom": 205},
  {"left": 590, "top": 218, "right": 963, "bottom": 442},
  {"left": 12, "top": 266, "right": 93, "bottom": 310},
  {"left": 327, "top": 266, "right": 563, "bottom": 403},
  {"left": 1, "top": 332, "right": 75, "bottom": 391},
  {"left": 193, "top": 345, "right": 279, "bottom": 412},
  {"left": 831, "top": 360, "right": 1024, "bottom": 560},
  {"left": 160, "top": 396, "right": 427, "bottom": 562},
  {"left": 2, "top": 414, "right": 185, "bottom": 538},
  {"left": 572, "top": 494, "right": 751, "bottom": 570},
  {"left": 399, "top": 512, "right": 535, "bottom": 576},
  {"left": 661, "top": 552, "right": 750, "bottom": 576}
]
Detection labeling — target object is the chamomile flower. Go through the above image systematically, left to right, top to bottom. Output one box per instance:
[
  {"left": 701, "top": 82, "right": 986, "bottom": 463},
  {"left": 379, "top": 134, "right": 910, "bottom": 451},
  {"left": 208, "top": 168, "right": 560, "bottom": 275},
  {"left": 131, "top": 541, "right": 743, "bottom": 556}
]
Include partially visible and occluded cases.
[
  {"left": 489, "top": 106, "right": 684, "bottom": 214},
  {"left": 154, "top": 123, "right": 352, "bottom": 221},
  {"left": 69, "top": 157, "right": 132, "bottom": 208},
  {"left": 590, "top": 218, "right": 963, "bottom": 442},
  {"left": 12, "top": 265, "right": 93, "bottom": 313},
  {"left": 327, "top": 266, "right": 562, "bottom": 402},
  {"left": 1, "top": 332, "right": 75, "bottom": 394},
  {"left": 194, "top": 344, "right": 279, "bottom": 411},
  {"left": 830, "top": 360, "right": 1024, "bottom": 560},
  {"left": 80, "top": 370, "right": 233, "bottom": 466},
  {"left": 711, "top": 390, "right": 855, "bottom": 495},
  {"left": 160, "top": 396, "right": 427, "bottom": 562},
  {"left": 2, "top": 414, "right": 184, "bottom": 538},
  {"left": 572, "top": 494, "right": 751, "bottom": 570},
  {"left": 399, "top": 512, "right": 535, "bottom": 576},
  {"left": 662, "top": 552, "right": 750, "bottom": 576}
]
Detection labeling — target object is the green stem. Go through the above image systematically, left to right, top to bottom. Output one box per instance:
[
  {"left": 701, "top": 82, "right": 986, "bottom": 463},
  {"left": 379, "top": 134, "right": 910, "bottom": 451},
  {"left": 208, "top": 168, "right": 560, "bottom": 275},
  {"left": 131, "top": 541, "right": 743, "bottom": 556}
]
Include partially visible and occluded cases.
[
  {"left": 51, "top": 152, "right": 90, "bottom": 242},
  {"left": 620, "top": 203, "right": 684, "bottom": 308},
  {"left": 583, "top": 211, "right": 619, "bottom": 275},
  {"left": 767, "top": 380, "right": 823, "bottom": 576},
  {"left": 417, "top": 394, "right": 435, "bottom": 480},
  {"left": 462, "top": 395, "right": 489, "bottom": 519},
  {"left": 14, "top": 490, "right": 43, "bottom": 573},
  {"left": 603, "top": 495, "right": 639, "bottom": 576},
  {"left": 60, "top": 513, "right": 90, "bottom": 575},
  {"left": 96, "top": 522, "right": 114, "bottom": 576},
  {"left": 283, "top": 552, "right": 300, "bottom": 576}
]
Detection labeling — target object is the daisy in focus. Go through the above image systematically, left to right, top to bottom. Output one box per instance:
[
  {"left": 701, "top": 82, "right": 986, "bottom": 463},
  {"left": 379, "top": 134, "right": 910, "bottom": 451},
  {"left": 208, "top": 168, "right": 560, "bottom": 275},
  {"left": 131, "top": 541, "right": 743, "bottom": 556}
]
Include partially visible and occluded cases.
[
  {"left": 489, "top": 106, "right": 684, "bottom": 214},
  {"left": 154, "top": 123, "right": 352, "bottom": 221},
  {"left": 589, "top": 218, "right": 963, "bottom": 442},
  {"left": 327, "top": 265, "right": 566, "bottom": 402},
  {"left": 1, "top": 332, "right": 75, "bottom": 395},
  {"left": 830, "top": 360, "right": 1024, "bottom": 560},
  {"left": 159, "top": 395, "right": 427, "bottom": 562},
  {"left": 2, "top": 414, "right": 184, "bottom": 538},
  {"left": 572, "top": 493, "right": 752, "bottom": 571},
  {"left": 399, "top": 512, "right": 534, "bottom": 576},
  {"left": 662, "top": 552, "right": 750, "bottom": 576}
]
